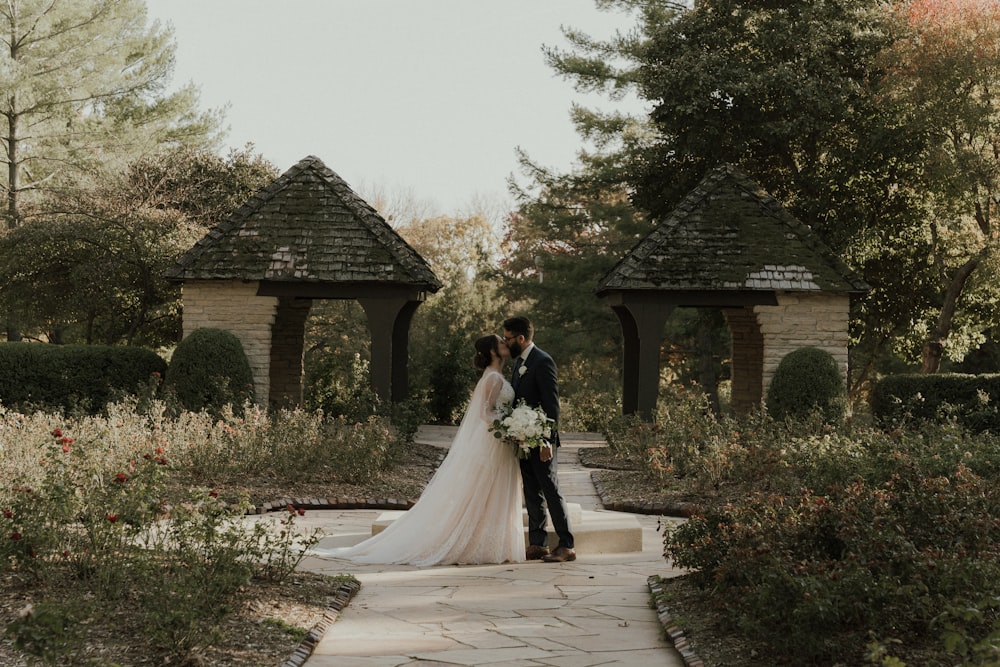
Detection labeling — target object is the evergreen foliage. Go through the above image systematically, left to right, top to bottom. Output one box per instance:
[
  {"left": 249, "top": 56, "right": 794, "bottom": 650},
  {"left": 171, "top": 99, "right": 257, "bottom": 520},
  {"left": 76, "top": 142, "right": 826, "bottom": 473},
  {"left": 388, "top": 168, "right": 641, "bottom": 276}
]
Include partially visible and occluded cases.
[
  {"left": 165, "top": 328, "right": 254, "bottom": 414},
  {"left": 0, "top": 343, "right": 166, "bottom": 413},
  {"left": 766, "top": 347, "right": 845, "bottom": 422},
  {"left": 871, "top": 373, "right": 1000, "bottom": 433}
]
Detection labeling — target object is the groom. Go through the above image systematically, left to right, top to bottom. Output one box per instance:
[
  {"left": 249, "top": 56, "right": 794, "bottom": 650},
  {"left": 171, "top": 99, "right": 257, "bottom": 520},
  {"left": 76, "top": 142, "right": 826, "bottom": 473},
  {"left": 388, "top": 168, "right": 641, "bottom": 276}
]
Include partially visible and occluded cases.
[{"left": 503, "top": 316, "right": 575, "bottom": 563}]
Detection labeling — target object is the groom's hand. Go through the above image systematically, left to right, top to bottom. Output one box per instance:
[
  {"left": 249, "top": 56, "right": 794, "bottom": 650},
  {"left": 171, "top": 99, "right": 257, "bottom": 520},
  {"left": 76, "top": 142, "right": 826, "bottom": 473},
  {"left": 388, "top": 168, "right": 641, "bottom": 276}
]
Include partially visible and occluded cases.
[{"left": 539, "top": 443, "right": 553, "bottom": 463}]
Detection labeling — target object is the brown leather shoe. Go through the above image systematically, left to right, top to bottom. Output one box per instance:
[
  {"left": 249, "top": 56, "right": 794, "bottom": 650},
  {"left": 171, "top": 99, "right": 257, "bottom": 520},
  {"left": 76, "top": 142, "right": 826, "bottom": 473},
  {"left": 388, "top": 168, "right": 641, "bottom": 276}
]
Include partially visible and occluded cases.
[
  {"left": 525, "top": 545, "right": 550, "bottom": 560},
  {"left": 542, "top": 546, "right": 576, "bottom": 563}
]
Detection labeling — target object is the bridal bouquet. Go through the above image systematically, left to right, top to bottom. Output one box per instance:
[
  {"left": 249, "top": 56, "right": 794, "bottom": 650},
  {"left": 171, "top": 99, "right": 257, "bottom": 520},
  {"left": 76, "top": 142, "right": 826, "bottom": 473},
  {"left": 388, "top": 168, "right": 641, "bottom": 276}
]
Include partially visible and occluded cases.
[{"left": 492, "top": 399, "right": 555, "bottom": 459}]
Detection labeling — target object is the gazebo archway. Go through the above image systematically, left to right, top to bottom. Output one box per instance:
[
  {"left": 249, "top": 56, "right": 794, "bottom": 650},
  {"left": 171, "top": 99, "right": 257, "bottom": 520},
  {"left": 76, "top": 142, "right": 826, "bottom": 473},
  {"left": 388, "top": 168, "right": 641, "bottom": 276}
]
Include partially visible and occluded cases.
[
  {"left": 166, "top": 156, "right": 441, "bottom": 409},
  {"left": 596, "top": 164, "right": 869, "bottom": 418}
]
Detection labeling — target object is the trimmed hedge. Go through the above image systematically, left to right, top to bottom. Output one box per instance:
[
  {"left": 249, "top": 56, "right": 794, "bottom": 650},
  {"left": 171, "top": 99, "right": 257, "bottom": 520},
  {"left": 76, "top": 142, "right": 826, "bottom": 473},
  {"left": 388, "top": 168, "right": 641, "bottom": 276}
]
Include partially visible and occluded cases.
[
  {"left": 165, "top": 328, "right": 255, "bottom": 414},
  {"left": 0, "top": 343, "right": 167, "bottom": 413},
  {"left": 766, "top": 347, "right": 846, "bottom": 423},
  {"left": 871, "top": 373, "right": 1000, "bottom": 432}
]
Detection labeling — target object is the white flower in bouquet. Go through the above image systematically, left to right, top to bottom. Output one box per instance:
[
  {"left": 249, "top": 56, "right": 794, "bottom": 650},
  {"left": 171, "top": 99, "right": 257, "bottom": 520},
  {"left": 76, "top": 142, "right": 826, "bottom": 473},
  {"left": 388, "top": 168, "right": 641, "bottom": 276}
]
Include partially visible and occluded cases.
[{"left": 491, "top": 399, "right": 554, "bottom": 459}]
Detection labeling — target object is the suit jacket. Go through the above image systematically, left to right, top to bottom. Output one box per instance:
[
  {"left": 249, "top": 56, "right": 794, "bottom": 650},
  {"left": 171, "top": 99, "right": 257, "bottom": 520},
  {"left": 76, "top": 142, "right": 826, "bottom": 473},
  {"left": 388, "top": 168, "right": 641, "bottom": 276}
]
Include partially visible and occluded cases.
[{"left": 512, "top": 346, "right": 561, "bottom": 447}]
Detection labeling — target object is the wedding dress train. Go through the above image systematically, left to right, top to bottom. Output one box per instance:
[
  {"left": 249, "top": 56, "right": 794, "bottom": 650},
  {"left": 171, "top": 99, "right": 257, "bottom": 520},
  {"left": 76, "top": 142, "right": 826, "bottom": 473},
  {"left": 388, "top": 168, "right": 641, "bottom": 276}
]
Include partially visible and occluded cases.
[{"left": 309, "top": 370, "right": 524, "bottom": 566}]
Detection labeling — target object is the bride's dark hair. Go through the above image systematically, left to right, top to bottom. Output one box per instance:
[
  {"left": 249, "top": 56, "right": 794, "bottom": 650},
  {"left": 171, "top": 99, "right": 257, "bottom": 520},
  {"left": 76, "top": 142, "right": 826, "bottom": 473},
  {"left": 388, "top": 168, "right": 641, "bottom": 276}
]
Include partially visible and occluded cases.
[{"left": 473, "top": 334, "right": 501, "bottom": 371}]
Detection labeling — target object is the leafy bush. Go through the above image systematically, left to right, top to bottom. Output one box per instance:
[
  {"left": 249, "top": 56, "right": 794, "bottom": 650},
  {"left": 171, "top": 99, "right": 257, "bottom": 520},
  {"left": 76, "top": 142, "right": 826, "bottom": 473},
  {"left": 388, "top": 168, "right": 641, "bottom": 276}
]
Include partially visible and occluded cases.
[
  {"left": 165, "top": 328, "right": 254, "bottom": 414},
  {"left": 0, "top": 342, "right": 166, "bottom": 414},
  {"left": 766, "top": 347, "right": 845, "bottom": 423},
  {"left": 304, "top": 352, "right": 380, "bottom": 421},
  {"left": 871, "top": 372, "right": 1000, "bottom": 432},
  {"left": 0, "top": 404, "right": 346, "bottom": 664},
  {"left": 663, "top": 419, "right": 1000, "bottom": 664}
]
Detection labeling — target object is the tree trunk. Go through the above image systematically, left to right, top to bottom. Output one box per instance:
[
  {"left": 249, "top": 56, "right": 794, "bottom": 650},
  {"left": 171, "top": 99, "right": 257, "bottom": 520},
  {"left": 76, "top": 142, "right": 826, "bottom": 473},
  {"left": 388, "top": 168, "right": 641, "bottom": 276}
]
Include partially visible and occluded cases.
[
  {"left": 3, "top": 85, "right": 22, "bottom": 338},
  {"left": 6, "top": 106, "right": 17, "bottom": 229},
  {"left": 920, "top": 254, "right": 982, "bottom": 373},
  {"left": 5, "top": 316, "right": 20, "bottom": 342}
]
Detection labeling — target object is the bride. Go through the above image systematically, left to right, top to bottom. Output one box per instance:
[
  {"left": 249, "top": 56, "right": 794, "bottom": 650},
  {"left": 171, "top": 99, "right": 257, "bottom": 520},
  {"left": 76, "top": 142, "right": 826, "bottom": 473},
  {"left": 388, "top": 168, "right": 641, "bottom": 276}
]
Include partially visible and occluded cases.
[{"left": 309, "top": 334, "right": 525, "bottom": 566}]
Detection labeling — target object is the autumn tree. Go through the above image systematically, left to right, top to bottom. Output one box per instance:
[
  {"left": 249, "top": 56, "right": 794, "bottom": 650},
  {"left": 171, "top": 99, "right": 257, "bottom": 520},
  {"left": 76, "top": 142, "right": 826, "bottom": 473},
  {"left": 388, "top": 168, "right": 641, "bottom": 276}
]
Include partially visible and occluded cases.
[
  {"left": 881, "top": 0, "right": 1000, "bottom": 373},
  {"left": 0, "top": 147, "right": 277, "bottom": 345},
  {"left": 301, "top": 207, "right": 509, "bottom": 422},
  {"left": 399, "top": 214, "right": 508, "bottom": 422}
]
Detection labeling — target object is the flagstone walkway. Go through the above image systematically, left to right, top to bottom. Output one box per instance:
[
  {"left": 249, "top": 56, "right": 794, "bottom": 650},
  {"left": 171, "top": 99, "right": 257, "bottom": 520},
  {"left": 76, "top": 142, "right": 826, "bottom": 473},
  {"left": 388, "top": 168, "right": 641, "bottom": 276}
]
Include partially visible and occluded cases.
[{"left": 293, "top": 428, "right": 690, "bottom": 667}]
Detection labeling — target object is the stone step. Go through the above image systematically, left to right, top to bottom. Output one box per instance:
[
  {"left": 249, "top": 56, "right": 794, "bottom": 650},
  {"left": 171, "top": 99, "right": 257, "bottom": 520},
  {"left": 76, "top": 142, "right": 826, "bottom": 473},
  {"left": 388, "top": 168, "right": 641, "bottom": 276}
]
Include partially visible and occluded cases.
[{"left": 370, "top": 503, "right": 643, "bottom": 555}]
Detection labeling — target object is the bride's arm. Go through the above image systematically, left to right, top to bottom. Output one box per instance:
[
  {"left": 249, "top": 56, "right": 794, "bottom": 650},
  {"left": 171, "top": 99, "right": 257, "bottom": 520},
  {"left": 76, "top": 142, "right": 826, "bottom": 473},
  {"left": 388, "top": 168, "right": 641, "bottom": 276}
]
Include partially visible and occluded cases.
[{"left": 478, "top": 372, "right": 505, "bottom": 424}]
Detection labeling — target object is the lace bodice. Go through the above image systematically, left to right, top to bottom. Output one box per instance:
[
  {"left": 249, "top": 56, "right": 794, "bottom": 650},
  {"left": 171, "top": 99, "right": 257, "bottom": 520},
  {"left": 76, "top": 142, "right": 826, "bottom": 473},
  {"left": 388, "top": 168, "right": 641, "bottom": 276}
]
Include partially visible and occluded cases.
[{"left": 480, "top": 370, "right": 514, "bottom": 423}]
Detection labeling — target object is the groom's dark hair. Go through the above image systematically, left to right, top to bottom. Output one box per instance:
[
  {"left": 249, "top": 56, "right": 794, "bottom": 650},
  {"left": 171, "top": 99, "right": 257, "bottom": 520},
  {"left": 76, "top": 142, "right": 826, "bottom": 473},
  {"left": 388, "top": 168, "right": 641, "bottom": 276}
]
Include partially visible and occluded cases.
[{"left": 503, "top": 316, "right": 533, "bottom": 340}]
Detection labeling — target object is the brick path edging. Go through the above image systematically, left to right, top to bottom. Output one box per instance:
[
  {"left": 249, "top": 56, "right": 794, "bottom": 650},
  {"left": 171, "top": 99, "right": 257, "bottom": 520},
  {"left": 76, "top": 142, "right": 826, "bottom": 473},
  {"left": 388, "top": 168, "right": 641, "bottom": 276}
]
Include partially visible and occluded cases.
[
  {"left": 590, "top": 474, "right": 701, "bottom": 518},
  {"left": 248, "top": 496, "right": 416, "bottom": 514},
  {"left": 648, "top": 575, "right": 707, "bottom": 667},
  {"left": 279, "top": 579, "right": 361, "bottom": 667}
]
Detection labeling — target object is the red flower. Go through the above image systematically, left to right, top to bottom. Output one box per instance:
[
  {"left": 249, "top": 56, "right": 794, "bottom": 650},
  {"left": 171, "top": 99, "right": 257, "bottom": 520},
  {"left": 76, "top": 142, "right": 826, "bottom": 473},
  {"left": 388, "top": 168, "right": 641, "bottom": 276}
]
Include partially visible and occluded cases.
[
  {"left": 51, "top": 429, "right": 62, "bottom": 438},
  {"left": 60, "top": 436, "right": 73, "bottom": 445},
  {"left": 62, "top": 443, "right": 71, "bottom": 453},
  {"left": 114, "top": 473, "right": 128, "bottom": 484},
  {"left": 208, "top": 490, "right": 219, "bottom": 498},
  {"left": 286, "top": 504, "right": 295, "bottom": 514},
  {"left": 297, "top": 508, "right": 306, "bottom": 516},
  {"left": 2, "top": 509, "right": 12, "bottom": 519},
  {"left": 106, "top": 514, "right": 118, "bottom": 523},
  {"left": 10, "top": 532, "right": 20, "bottom": 541}
]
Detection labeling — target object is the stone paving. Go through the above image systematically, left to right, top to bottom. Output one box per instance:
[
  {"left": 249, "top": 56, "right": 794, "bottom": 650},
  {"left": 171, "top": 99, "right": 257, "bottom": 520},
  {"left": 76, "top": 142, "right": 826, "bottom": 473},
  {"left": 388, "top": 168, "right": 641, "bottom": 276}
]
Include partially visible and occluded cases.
[{"left": 294, "top": 427, "right": 690, "bottom": 667}]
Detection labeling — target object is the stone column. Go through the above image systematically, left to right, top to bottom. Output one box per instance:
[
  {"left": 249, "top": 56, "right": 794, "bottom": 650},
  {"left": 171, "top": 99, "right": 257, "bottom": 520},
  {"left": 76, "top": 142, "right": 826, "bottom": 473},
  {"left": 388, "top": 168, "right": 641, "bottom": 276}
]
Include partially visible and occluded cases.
[
  {"left": 268, "top": 297, "right": 313, "bottom": 409},
  {"left": 723, "top": 307, "right": 764, "bottom": 414}
]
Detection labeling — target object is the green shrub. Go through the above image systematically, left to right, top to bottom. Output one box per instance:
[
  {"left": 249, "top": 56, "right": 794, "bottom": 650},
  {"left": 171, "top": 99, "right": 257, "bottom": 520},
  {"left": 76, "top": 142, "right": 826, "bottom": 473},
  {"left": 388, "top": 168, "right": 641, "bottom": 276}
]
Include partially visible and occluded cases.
[
  {"left": 165, "top": 328, "right": 255, "bottom": 414},
  {"left": 0, "top": 342, "right": 166, "bottom": 414},
  {"left": 766, "top": 347, "right": 845, "bottom": 423},
  {"left": 304, "top": 352, "right": 379, "bottom": 421},
  {"left": 871, "top": 373, "right": 1000, "bottom": 432},
  {"left": 663, "top": 421, "right": 1000, "bottom": 664}
]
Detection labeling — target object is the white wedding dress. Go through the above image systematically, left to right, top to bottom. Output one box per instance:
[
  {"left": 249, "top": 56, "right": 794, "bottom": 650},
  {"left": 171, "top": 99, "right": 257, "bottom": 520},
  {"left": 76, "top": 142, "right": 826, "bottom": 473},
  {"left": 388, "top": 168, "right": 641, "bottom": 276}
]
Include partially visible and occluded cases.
[{"left": 310, "top": 370, "right": 525, "bottom": 566}]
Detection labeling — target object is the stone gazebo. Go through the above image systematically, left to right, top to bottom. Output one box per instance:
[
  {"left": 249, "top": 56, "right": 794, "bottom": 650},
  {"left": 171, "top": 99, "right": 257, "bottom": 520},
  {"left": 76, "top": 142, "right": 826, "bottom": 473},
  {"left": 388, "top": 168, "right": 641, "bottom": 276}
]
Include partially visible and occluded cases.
[
  {"left": 166, "top": 155, "right": 442, "bottom": 409},
  {"left": 596, "top": 164, "right": 869, "bottom": 417}
]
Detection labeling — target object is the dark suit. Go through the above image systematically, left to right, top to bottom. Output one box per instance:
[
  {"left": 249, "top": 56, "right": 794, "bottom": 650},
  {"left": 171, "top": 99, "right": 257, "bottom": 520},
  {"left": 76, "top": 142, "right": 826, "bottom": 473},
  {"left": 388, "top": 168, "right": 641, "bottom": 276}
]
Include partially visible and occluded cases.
[{"left": 512, "top": 345, "right": 574, "bottom": 550}]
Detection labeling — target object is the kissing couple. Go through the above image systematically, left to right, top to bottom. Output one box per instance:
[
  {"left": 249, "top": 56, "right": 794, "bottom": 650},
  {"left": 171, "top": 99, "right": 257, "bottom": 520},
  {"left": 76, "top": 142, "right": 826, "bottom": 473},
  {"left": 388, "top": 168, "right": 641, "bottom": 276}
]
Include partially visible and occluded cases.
[{"left": 309, "top": 315, "right": 575, "bottom": 566}]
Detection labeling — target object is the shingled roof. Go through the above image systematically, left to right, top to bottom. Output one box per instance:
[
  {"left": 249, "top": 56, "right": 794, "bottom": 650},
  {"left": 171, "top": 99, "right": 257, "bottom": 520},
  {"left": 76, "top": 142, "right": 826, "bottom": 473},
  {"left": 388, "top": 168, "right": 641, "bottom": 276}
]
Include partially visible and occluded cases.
[
  {"left": 166, "top": 155, "right": 442, "bottom": 291},
  {"left": 596, "top": 164, "right": 869, "bottom": 296}
]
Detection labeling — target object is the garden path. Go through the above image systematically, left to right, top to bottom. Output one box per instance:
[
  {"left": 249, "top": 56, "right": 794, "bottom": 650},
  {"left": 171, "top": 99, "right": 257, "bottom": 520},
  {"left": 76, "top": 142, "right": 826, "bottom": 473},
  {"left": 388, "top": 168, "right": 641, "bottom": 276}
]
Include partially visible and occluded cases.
[{"left": 292, "top": 428, "right": 692, "bottom": 667}]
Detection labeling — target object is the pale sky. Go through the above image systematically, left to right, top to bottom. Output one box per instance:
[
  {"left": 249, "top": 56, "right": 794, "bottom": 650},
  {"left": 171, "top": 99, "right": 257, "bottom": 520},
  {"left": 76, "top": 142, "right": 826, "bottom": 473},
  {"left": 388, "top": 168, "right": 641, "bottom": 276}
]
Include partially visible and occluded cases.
[{"left": 143, "top": 0, "right": 647, "bottom": 216}]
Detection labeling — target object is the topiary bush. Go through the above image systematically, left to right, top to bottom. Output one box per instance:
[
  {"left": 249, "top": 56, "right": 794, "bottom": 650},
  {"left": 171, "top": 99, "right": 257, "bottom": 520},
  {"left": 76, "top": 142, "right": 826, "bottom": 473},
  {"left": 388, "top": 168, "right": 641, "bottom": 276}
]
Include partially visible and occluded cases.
[
  {"left": 165, "top": 328, "right": 255, "bottom": 414},
  {"left": 0, "top": 342, "right": 166, "bottom": 414},
  {"left": 766, "top": 347, "right": 845, "bottom": 423},
  {"left": 871, "top": 373, "right": 1000, "bottom": 432}
]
